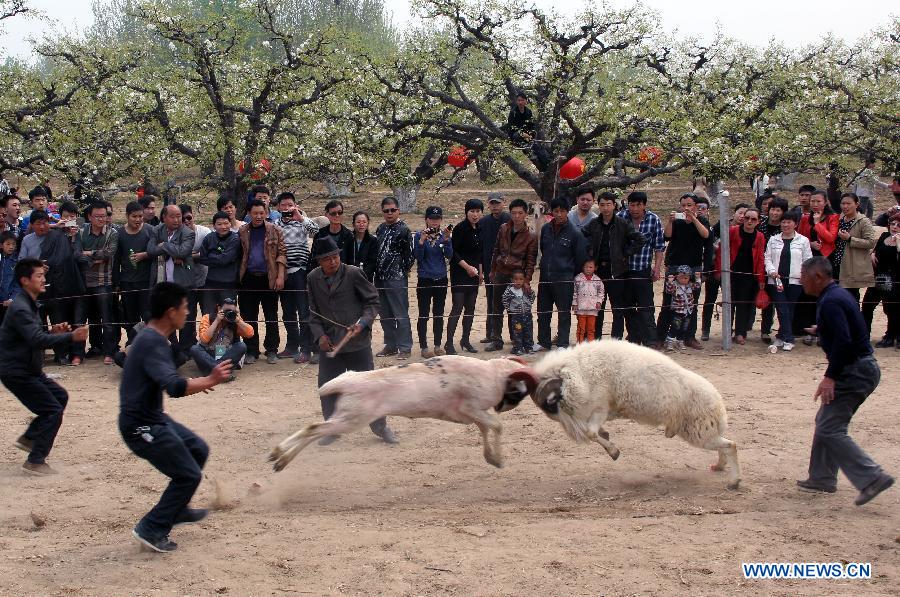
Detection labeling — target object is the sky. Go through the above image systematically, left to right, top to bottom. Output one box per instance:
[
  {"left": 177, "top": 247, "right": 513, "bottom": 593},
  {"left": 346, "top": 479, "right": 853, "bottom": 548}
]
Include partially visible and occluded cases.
[{"left": 1, "top": 0, "right": 897, "bottom": 59}]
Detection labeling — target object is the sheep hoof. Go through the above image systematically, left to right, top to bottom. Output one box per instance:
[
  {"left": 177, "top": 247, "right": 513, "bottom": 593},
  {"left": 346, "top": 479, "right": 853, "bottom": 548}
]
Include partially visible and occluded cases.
[
  {"left": 267, "top": 449, "right": 280, "bottom": 462},
  {"left": 609, "top": 449, "right": 620, "bottom": 461},
  {"left": 485, "top": 455, "right": 504, "bottom": 469},
  {"left": 272, "top": 460, "right": 286, "bottom": 472},
  {"left": 710, "top": 463, "right": 725, "bottom": 472},
  {"left": 727, "top": 480, "right": 741, "bottom": 490}
]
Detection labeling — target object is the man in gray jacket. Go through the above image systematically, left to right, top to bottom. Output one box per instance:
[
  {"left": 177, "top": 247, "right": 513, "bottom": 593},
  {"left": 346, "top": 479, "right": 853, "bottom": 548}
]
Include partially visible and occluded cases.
[
  {"left": 147, "top": 205, "right": 195, "bottom": 288},
  {"left": 307, "top": 236, "right": 397, "bottom": 446}
]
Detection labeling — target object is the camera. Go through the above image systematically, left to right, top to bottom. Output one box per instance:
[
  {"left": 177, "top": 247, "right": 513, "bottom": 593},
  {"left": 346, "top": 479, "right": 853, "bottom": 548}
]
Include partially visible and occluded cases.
[
  {"left": 674, "top": 212, "right": 686, "bottom": 220},
  {"left": 426, "top": 227, "right": 440, "bottom": 235},
  {"left": 223, "top": 309, "right": 237, "bottom": 322}
]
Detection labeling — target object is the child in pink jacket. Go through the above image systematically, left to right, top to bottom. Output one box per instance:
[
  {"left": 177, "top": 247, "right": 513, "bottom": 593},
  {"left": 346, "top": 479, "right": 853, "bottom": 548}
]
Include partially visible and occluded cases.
[{"left": 573, "top": 259, "right": 605, "bottom": 342}]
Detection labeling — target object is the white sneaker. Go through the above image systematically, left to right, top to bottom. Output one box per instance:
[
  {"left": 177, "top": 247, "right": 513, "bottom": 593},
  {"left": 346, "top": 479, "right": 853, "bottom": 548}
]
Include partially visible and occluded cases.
[
  {"left": 773, "top": 338, "right": 784, "bottom": 348},
  {"left": 665, "top": 339, "right": 676, "bottom": 352},
  {"left": 676, "top": 340, "right": 686, "bottom": 351},
  {"left": 782, "top": 342, "right": 794, "bottom": 352},
  {"left": 532, "top": 343, "right": 547, "bottom": 352}
]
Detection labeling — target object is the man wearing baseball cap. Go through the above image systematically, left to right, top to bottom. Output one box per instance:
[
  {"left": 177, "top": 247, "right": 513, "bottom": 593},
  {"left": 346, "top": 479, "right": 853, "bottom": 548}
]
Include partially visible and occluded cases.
[{"left": 414, "top": 206, "right": 452, "bottom": 358}]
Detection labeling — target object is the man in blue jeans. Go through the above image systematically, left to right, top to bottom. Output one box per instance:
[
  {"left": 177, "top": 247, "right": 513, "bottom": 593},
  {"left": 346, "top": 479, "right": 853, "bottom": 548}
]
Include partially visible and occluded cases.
[
  {"left": 374, "top": 196, "right": 414, "bottom": 359},
  {"left": 796, "top": 257, "right": 893, "bottom": 506},
  {"left": 120, "top": 283, "right": 231, "bottom": 552}
]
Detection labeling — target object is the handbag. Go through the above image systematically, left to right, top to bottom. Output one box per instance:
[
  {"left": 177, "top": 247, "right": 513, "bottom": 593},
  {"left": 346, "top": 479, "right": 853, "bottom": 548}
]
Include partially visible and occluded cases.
[
  {"left": 874, "top": 273, "right": 893, "bottom": 293},
  {"left": 754, "top": 287, "right": 771, "bottom": 310}
]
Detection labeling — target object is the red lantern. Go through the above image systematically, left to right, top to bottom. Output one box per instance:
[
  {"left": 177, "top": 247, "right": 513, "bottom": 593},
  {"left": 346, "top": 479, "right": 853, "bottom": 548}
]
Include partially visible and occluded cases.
[
  {"left": 448, "top": 146, "right": 471, "bottom": 169},
  {"left": 637, "top": 146, "right": 664, "bottom": 166},
  {"left": 559, "top": 157, "right": 586, "bottom": 180},
  {"left": 238, "top": 158, "right": 272, "bottom": 181}
]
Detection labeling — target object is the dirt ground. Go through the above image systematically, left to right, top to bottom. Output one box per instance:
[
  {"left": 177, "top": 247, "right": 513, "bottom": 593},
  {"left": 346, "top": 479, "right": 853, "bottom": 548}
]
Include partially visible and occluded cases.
[
  {"left": 2, "top": 176, "right": 898, "bottom": 595},
  {"left": 0, "top": 280, "right": 897, "bottom": 596}
]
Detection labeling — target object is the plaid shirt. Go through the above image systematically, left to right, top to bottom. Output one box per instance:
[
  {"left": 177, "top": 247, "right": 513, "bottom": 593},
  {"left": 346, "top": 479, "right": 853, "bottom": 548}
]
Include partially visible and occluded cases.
[
  {"left": 617, "top": 209, "right": 664, "bottom": 271},
  {"left": 79, "top": 224, "right": 118, "bottom": 288},
  {"left": 664, "top": 279, "right": 701, "bottom": 315}
]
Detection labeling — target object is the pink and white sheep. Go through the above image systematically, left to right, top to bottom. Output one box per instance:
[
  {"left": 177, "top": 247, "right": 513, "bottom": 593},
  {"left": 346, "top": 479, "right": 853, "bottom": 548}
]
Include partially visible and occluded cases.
[
  {"left": 508, "top": 340, "right": 741, "bottom": 489},
  {"left": 269, "top": 355, "right": 535, "bottom": 472}
]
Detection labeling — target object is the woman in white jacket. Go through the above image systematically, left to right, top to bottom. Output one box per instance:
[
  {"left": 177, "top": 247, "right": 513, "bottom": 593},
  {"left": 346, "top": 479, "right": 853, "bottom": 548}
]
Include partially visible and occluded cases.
[{"left": 764, "top": 211, "right": 812, "bottom": 351}]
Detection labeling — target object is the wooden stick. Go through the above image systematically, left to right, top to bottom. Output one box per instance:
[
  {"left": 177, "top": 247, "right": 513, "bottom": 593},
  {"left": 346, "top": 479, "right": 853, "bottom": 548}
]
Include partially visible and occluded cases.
[{"left": 326, "top": 326, "right": 359, "bottom": 358}]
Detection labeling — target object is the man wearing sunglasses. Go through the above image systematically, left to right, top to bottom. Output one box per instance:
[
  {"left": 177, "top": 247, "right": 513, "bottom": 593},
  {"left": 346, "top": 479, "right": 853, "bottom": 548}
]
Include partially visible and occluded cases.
[
  {"left": 374, "top": 196, "right": 414, "bottom": 359},
  {"left": 312, "top": 200, "right": 353, "bottom": 259},
  {"left": 176, "top": 204, "right": 211, "bottom": 354}
]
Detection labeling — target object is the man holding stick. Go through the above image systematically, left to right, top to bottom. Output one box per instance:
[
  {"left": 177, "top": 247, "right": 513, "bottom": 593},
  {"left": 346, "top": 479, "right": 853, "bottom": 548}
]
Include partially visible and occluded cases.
[
  {"left": 307, "top": 236, "right": 397, "bottom": 446},
  {"left": 797, "top": 257, "right": 893, "bottom": 506},
  {"left": 0, "top": 258, "right": 88, "bottom": 475},
  {"left": 119, "top": 282, "right": 232, "bottom": 553}
]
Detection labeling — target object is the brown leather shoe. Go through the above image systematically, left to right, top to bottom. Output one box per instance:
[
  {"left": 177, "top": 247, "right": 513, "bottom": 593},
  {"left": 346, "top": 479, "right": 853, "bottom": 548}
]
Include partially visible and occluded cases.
[
  {"left": 684, "top": 338, "right": 704, "bottom": 350},
  {"left": 22, "top": 462, "right": 58, "bottom": 476}
]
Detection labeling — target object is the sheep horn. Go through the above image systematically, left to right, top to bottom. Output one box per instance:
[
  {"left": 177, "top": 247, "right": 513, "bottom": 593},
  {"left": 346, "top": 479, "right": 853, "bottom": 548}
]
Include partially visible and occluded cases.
[
  {"left": 507, "top": 368, "right": 538, "bottom": 395},
  {"left": 534, "top": 377, "right": 564, "bottom": 415}
]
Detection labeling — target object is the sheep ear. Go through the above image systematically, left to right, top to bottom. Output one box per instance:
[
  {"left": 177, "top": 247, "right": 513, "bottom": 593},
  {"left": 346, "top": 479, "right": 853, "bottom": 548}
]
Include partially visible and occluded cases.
[{"left": 507, "top": 368, "right": 538, "bottom": 395}]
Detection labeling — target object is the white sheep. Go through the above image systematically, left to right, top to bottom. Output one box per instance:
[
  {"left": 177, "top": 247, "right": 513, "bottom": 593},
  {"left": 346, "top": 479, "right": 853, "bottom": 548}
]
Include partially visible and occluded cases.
[
  {"left": 508, "top": 340, "right": 741, "bottom": 489},
  {"left": 269, "top": 355, "right": 535, "bottom": 472}
]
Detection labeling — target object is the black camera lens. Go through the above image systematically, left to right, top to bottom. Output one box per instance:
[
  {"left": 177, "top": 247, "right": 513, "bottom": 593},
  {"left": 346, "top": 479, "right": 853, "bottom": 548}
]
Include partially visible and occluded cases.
[{"left": 224, "top": 310, "right": 237, "bottom": 322}]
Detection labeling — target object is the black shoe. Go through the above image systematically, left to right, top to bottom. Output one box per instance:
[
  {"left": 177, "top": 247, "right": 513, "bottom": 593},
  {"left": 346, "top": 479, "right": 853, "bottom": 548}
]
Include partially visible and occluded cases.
[
  {"left": 478, "top": 337, "right": 491, "bottom": 344},
  {"left": 875, "top": 337, "right": 895, "bottom": 348},
  {"left": 460, "top": 342, "right": 478, "bottom": 354},
  {"left": 484, "top": 342, "right": 503, "bottom": 352},
  {"left": 443, "top": 344, "right": 457, "bottom": 355},
  {"left": 376, "top": 346, "right": 399, "bottom": 357},
  {"left": 53, "top": 356, "right": 72, "bottom": 366},
  {"left": 376, "top": 427, "right": 399, "bottom": 444},
  {"left": 317, "top": 435, "right": 339, "bottom": 446},
  {"left": 855, "top": 474, "right": 894, "bottom": 506},
  {"left": 796, "top": 479, "right": 837, "bottom": 494},
  {"left": 173, "top": 507, "right": 209, "bottom": 527},
  {"left": 132, "top": 528, "right": 178, "bottom": 553}
]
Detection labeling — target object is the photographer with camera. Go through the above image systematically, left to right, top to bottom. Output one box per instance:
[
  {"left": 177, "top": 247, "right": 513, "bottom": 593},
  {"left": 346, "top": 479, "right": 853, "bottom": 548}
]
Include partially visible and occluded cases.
[
  {"left": 657, "top": 192, "right": 709, "bottom": 349},
  {"left": 414, "top": 206, "right": 453, "bottom": 358},
  {"left": 189, "top": 297, "right": 252, "bottom": 378}
]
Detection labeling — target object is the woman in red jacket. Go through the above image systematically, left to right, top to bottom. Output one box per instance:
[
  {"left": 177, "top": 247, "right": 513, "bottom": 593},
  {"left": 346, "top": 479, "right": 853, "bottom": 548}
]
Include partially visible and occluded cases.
[
  {"left": 799, "top": 190, "right": 839, "bottom": 258},
  {"left": 716, "top": 208, "right": 767, "bottom": 344}
]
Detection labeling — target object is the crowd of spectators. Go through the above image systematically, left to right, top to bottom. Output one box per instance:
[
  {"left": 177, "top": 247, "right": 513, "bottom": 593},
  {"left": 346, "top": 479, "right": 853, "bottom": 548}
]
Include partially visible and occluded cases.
[{"left": 0, "top": 170, "right": 896, "bottom": 374}]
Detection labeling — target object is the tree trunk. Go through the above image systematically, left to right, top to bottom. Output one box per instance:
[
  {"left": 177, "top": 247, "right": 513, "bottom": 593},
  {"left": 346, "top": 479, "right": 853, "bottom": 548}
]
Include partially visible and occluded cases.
[
  {"left": 324, "top": 173, "right": 352, "bottom": 198},
  {"left": 391, "top": 185, "right": 420, "bottom": 213}
]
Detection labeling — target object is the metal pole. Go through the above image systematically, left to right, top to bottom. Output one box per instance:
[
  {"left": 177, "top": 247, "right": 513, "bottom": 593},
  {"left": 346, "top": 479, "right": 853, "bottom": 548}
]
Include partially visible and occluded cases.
[{"left": 719, "top": 190, "right": 732, "bottom": 351}]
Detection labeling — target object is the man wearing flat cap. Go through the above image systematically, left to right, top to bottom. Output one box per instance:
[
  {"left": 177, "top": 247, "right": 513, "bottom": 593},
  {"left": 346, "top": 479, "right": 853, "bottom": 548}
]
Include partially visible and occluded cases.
[{"left": 307, "top": 236, "right": 397, "bottom": 445}]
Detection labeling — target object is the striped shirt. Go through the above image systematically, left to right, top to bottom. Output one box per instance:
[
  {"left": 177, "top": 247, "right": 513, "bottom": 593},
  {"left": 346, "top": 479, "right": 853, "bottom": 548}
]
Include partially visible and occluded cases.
[
  {"left": 617, "top": 209, "right": 665, "bottom": 271},
  {"left": 275, "top": 217, "right": 319, "bottom": 273}
]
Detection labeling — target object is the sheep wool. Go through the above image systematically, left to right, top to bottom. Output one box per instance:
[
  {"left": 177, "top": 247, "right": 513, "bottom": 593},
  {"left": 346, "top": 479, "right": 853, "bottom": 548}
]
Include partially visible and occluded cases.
[{"left": 531, "top": 340, "right": 740, "bottom": 489}]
